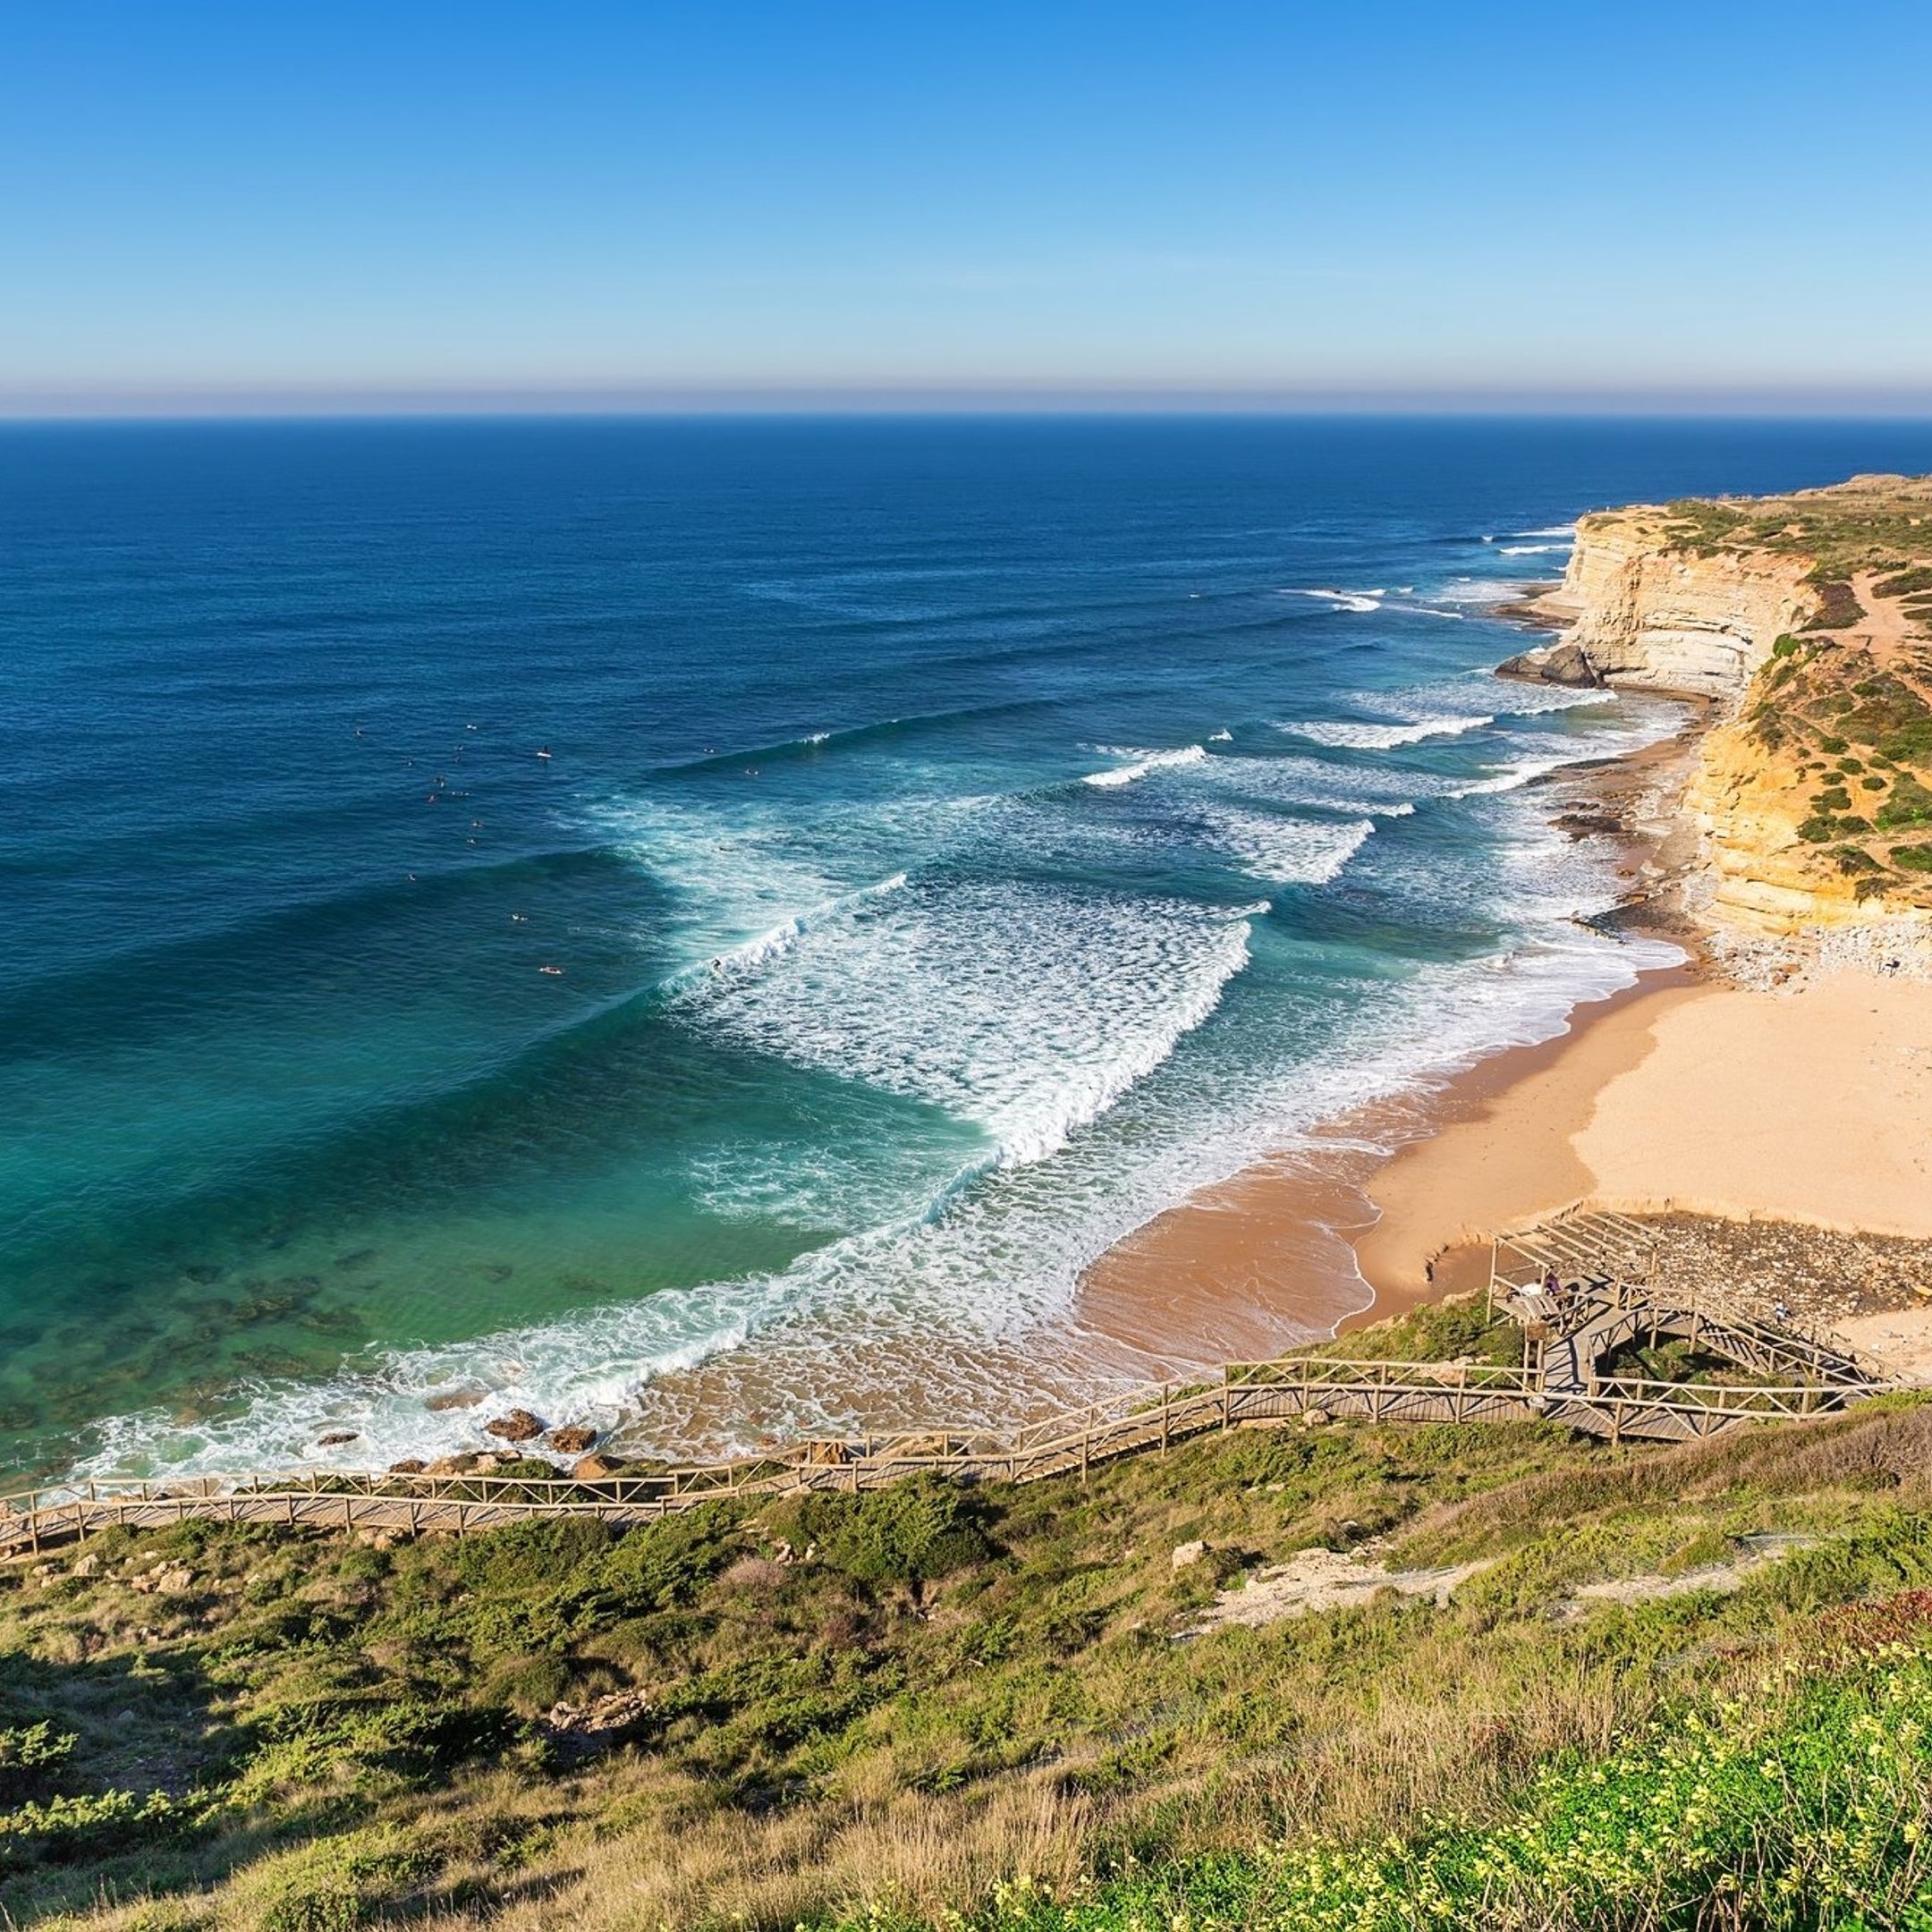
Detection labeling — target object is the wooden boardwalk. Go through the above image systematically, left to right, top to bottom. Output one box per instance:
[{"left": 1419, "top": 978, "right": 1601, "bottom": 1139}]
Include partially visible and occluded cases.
[{"left": 1, "top": 1212, "right": 1894, "bottom": 1556}]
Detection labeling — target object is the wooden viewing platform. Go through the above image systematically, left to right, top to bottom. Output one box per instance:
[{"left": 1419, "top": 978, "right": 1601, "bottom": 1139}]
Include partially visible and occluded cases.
[{"left": 1, "top": 1211, "right": 1896, "bottom": 1557}]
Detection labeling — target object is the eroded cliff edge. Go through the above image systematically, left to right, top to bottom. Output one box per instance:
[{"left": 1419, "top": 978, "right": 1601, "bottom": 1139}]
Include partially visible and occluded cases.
[{"left": 1503, "top": 473, "right": 1932, "bottom": 933}]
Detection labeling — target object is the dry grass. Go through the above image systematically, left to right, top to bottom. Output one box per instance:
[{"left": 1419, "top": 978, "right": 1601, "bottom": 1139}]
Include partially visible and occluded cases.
[{"left": 6, "top": 1354, "right": 1928, "bottom": 1931}]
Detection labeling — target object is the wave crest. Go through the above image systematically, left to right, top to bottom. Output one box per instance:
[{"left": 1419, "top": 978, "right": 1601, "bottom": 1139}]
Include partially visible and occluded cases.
[
  {"left": 1283, "top": 713, "right": 1493, "bottom": 750},
  {"left": 1083, "top": 744, "right": 1208, "bottom": 788}
]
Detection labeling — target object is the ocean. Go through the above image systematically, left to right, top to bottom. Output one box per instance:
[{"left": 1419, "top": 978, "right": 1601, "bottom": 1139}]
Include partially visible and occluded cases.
[{"left": 6, "top": 414, "right": 1932, "bottom": 1479}]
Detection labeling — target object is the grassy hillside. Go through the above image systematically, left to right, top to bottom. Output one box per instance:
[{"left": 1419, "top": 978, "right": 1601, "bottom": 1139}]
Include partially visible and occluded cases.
[{"left": 4, "top": 1301, "right": 1930, "bottom": 1930}]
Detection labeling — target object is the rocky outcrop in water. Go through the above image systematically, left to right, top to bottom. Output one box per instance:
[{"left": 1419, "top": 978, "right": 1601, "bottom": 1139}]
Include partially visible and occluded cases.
[{"left": 1496, "top": 639, "right": 1603, "bottom": 687}]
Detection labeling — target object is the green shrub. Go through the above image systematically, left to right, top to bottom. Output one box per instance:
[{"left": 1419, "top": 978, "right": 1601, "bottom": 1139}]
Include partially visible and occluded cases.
[
  {"left": 1875, "top": 564, "right": 1932, "bottom": 597},
  {"left": 1803, "top": 577, "right": 1866, "bottom": 629},
  {"left": 1876, "top": 773, "right": 1932, "bottom": 829},
  {"left": 1892, "top": 843, "right": 1932, "bottom": 873},
  {"left": 782, "top": 1478, "right": 995, "bottom": 1588},
  {"left": 590, "top": 1503, "right": 741, "bottom": 1614},
  {"left": 453, "top": 1516, "right": 613, "bottom": 1597},
  {"left": 229, "top": 1696, "right": 515, "bottom": 1801},
  {"left": 0, "top": 1724, "right": 76, "bottom": 1805},
  {"left": 0, "top": 1787, "right": 182, "bottom": 1868},
  {"left": 248, "top": 1831, "right": 435, "bottom": 1932}
]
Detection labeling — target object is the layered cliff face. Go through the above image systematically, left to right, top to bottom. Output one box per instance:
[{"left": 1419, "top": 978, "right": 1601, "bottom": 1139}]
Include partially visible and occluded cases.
[
  {"left": 1506, "top": 475, "right": 1932, "bottom": 933},
  {"left": 1526, "top": 518, "right": 1818, "bottom": 699}
]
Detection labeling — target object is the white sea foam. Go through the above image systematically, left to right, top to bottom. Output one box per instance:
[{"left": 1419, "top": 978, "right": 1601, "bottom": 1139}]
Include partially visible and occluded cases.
[
  {"left": 1514, "top": 524, "right": 1580, "bottom": 538},
  {"left": 1499, "top": 542, "right": 1570, "bottom": 557},
  {"left": 1426, "top": 576, "right": 1521, "bottom": 609},
  {"left": 1293, "top": 587, "right": 1385, "bottom": 614},
  {"left": 1484, "top": 682, "right": 1613, "bottom": 718},
  {"left": 1284, "top": 713, "right": 1493, "bottom": 750},
  {"left": 1208, "top": 728, "right": 1233, "bottom": 742},
  {"left": 1083, "top": 743, "right": 1208, "bottom": 787},
  {"left": 1208, "top": 752, "right": 1445, "bottom": 813},
  {"left": 1446, "top": 754, "right": 1580, "bottom": 799},
  {"left": 586, "top": 794, "right": 843, "bottom": 965},
  {"left": 1198, "top": 809, "right": 1374, "bottom": 886},
  {"left": 668, "top": 871, "right": 910, "bottom": 985},
  {"left": 681, "top": 877, "right": 1255, "bottom": 1168},
  {"left": 74, "top": 1266, "right": 795, "bottom": 1483}
]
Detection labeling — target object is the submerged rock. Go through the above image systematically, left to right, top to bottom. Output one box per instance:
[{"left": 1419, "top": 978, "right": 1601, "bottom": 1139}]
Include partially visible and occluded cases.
[
  {"left": 422, "top": 1388, "right": 485, "bottom": 1412},
  {"left": 484, "top": 1408, "right": 547, "bottom": 1444}
]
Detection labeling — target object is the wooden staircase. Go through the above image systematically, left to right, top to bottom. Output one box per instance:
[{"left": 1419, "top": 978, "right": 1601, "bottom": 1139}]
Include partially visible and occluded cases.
[{"left": 0, "top": 1213, "right": 1894, "bottom": 1555}]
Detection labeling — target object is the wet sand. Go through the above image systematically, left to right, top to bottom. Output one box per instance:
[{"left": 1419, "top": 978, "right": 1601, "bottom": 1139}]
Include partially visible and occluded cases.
[
  {"left": 1080, "top": 957, "right": 1932, "bottom": 1367},
  {"left": 1076, "top": 962, "right": 1700, "bottom": 1367}
]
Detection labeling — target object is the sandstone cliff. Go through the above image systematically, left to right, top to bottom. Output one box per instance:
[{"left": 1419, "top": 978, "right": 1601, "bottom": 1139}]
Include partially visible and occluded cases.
[
  {"left": 1504, "top": 475, "right": 1932, "bottom": 933},
  {"left": 1515, "top": 521, "right": 1817, "bottom": 699}
]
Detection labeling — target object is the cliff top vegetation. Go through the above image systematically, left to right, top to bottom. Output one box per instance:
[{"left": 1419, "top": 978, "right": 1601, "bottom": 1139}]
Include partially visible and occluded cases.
[{"left": 4, "top": 1294, "right": 1930, "bottom": 1931}]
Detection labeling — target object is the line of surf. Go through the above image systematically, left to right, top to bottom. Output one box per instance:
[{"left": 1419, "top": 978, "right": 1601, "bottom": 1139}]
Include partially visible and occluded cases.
[
  {"left": 1279, "top": 713, "right": 1494, "bottom": 750},
  {"left": 1082, "top": 743, "right": 1208, "bottom": 788},
  {"left": 660, "top": 871, "right": 912, "bottom": 990}
]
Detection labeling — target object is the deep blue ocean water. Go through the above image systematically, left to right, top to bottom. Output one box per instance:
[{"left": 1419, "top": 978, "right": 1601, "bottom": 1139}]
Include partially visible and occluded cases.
[{"left": 6, "top": 416, "right": 1932, "bottom": 1476}]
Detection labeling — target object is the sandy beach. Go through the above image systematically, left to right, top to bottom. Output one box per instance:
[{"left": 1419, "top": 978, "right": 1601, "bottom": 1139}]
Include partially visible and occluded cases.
[
  {"left": 1081, "top": 547, "right": 1932, "bottom": 1370},
  {"left": 1081, "top": 924, "right": 1932, "bottom": 1376},
  {"left": 1357, "top": 965, "right": 1932, "bottom": 1286}
]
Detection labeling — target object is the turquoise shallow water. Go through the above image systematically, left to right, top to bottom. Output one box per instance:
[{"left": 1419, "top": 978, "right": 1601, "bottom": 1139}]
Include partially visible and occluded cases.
[{"left": 6, "top": 416, "right": 1932, "bottom": 1477}]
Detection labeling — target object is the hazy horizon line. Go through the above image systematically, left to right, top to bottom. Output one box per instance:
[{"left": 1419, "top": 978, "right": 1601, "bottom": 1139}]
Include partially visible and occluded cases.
[{"left": 6, "top": 378, "right": 1932, "bottom": 423}]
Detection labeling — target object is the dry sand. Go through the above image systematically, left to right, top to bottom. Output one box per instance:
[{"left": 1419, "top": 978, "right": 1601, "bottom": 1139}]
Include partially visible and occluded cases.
[
  {"left": 1078, "top": 962, "right": 1932, "bottom": 1370},
  {"left": 1359, "top": 966, "right": 1932, "bottom": 1297},
  {"left": 1837, "top": 1308, "right": 1932, "bottom": 1383}
]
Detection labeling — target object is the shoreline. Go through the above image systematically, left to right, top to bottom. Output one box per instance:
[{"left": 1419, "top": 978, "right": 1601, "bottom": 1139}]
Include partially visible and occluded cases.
[
  {"left": 1077, "top": 571, "right": 1932, "bottom": 1366},
  {"left": 1073, "top": 648, "right": 1712, "bottom": 1367}
]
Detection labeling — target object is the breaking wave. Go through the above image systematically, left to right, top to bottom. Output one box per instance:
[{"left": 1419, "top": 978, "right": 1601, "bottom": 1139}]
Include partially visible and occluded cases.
[
  {"left": 1293, "top": 587, "right": 1385, "bottom": 614},
  {"left": 1284, "top": 713, "right": 1494, "bottom": 750},
  {"left": 1083, "top": 744, "right": 1208, "bottom": 787}
]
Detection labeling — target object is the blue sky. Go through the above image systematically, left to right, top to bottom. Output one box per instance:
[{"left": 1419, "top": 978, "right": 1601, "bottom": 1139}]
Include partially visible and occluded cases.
[{"left": 4, "top": 1, "right": 1930, "bottom": 411}]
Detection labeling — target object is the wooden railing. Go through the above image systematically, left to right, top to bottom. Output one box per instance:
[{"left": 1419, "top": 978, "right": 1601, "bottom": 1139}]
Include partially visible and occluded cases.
[{"left": 0, "top": 1343, "right": 1896, "bottom": 1555}]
